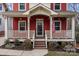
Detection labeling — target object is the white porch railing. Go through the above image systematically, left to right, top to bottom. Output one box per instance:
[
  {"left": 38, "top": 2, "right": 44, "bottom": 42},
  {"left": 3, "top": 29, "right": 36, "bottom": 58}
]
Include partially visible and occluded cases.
[
  {"left": 8, "top": 30, "right": 28, "bottom": 38},
  {"left": 52, "top": 30, "right": 72, "bottom": 39}
]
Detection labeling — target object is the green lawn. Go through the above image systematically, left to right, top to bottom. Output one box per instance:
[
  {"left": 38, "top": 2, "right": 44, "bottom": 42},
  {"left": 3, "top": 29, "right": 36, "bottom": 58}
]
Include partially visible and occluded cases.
[{"left": 46, "top": 51, "right": 79, "bottom": 56}]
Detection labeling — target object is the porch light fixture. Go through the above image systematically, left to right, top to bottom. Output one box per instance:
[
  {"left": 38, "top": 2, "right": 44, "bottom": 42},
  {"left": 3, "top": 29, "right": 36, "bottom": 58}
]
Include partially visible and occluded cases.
[{"left": 19, "top": 17, "right": 22, "bottom": 20}]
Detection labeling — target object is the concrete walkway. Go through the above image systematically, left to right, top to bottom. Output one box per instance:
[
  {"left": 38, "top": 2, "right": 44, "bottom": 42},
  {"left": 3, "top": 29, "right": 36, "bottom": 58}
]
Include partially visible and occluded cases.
[
  {"left": 0, "top": 37, "right": 5, "bottom": 46},
  {"left": 0, "top": 49, "right": 48, "bottom": 56}
]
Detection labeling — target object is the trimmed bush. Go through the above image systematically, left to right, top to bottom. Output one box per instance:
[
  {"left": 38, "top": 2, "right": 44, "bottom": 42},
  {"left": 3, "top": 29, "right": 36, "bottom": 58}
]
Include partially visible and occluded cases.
[{"left": 22, "top": 39, "right": 33, "bottom": 50}]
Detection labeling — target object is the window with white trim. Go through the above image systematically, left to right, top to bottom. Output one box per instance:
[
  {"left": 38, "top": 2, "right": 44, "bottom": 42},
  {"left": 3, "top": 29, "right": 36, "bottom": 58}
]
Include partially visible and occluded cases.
[
  {"left": 19, "top": 3, "right": 25, "bottom": 11},
  {"left": 54, "top": 3, "right": 61, "bottom": 11},
  {"left": 0, "top": 4, "right": 2, "bottom": 11},
  {"left": 54, "top": 20, "right": 61, "bottom": 31},
  {"left": 18, "top": 21, "right": 26, "bottom": 31}
]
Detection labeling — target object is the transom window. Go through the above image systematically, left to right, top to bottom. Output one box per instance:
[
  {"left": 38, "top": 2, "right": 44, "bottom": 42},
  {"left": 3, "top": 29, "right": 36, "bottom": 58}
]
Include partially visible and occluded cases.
[
  {"left": 19, "top": 3, "right": 25, "bottom": 11},
  {"left": 54, "top": 3, "right": 61, "bottom": 11},
  {"left": 0, "top": 4, "right": 2, "bottom": 11},
  {"left": 54, "top": 20, "right": 61, "bottom": 31},
  {"left": 18, "top": 21, "right": 26, "bottom": 31}
]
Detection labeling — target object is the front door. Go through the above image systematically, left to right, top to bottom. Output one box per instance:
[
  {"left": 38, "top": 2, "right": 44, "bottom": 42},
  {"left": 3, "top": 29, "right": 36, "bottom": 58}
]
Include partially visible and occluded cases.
[{"left": 36, "top": 20, "right": 44, "bottom": 37}]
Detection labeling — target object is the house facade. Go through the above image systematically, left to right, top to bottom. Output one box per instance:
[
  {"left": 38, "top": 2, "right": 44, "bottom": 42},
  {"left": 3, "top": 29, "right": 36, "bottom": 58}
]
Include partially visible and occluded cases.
[
  {"left": 0, "top": 3, "right": 76, "bottom": 49},
  {"left": 0, "top": 4, "right": 5, "bottom": 37}
]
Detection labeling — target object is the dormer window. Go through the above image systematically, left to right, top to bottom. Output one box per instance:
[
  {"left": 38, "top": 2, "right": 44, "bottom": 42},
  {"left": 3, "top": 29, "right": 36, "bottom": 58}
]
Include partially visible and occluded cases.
[
  {"left": 19, "top": 3, "right": 25, "bottom": 11},
  {"left": 54, "top": 3, "right": 61, "bottom": 11},
  {"left": 0, "top": 4, "right": 2, "bottom": 12}
]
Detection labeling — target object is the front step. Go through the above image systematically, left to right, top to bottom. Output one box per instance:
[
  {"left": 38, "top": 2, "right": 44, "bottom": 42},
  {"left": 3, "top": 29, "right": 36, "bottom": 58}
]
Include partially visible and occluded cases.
[{"left": 34, "top": 41, "right": 46, "bottom": 49}]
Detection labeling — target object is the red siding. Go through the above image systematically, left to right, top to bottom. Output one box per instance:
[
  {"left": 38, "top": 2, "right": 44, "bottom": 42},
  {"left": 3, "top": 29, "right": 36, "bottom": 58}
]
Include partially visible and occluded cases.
[
  {"left": 13, "top": 3, "right": 18, "bottom": 11},
  {"left": 13, "top": 3, "right": 29, "bottom": 11},
  {"left": 26, "top": 3, "right": 29, "bottom": 10},
  {"left": 51, "top": 3, "right": 67, "bottom": 11},
  {"left": 51, "top": 3, "right": 54, "bottom": 10},
  {"left": 61, "top": 3, "right": 66, "bottom": 11},
  {"left": 30, "top": 15, "right": 50, "bottom": 30},
  {"left": 13, "top": 17, "right": 27, "bottom": 30},
  {"left": 13, "top": 17, "right": 18, "bottom": 30},
  {"left": 53, "top": 17, "right": 66, "bottom": 30},
  {"left": 61, "top": 17, "right": 66, "bottom": 30}
]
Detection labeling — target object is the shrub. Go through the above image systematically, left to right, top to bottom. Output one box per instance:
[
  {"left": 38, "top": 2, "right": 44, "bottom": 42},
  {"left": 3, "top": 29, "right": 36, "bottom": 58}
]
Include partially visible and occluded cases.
[
  {"left": 4, "top": 39, "right": 10, "bottom": 45},
  {"left": 14, "top": 39, "right": 21, "bottom": 46},
  {"left": 22, "top": 39, "right": 33, "bottom": 50},
  {"left": 48, "top": 42, "right": 54, "bottom": 51},
  {"left": 5, "top": 43, "right": 15, "bottom": 49}
]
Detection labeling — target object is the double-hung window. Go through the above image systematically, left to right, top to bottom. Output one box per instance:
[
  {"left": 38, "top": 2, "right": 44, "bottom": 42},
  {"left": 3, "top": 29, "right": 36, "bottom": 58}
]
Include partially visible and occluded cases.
[
  {"left": 19, "top": 3, "right": 25, "bottom": 11},
  {"left": 54, "top": 3, "right": 61, "bottom": 11},
  {"left": 54, "top": 20, "right": 61, "bottom": 31},
  {"left": 18, "top": 21, "right": 26, "bottom": 31}
]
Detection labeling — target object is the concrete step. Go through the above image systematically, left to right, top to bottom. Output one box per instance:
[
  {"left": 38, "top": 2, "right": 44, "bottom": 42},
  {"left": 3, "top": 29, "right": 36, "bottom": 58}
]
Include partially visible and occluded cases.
[{"left": 35, "top": 41, "right": 45, "bottom": 45}]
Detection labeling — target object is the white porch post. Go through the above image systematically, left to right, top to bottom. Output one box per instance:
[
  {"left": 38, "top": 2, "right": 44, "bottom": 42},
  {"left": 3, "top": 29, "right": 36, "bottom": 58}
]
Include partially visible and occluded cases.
[
  {"left": 5, "top": 16, "right": 8, "bottom": 40},
  {"left": 28, "top": 16, "right": 30, "bottom": 39},
  {"left": 50, "top": 16, "right": 52, "bottom": 39},
  {"left": 72, "top": 17, "right": 75, "bottom": 40},
  {"left": 72, "top": 17, "right": 76, "bottom": 51}
]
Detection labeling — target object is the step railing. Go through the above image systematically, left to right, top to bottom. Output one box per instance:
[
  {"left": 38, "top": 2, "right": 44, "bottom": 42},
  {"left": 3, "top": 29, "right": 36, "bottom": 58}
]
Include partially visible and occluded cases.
[
  {"left": 45, "top": 31, "right": 47, "bottom": 48},
  {"left": 33, "top": 32, "right": 35, "bottom": 48}
]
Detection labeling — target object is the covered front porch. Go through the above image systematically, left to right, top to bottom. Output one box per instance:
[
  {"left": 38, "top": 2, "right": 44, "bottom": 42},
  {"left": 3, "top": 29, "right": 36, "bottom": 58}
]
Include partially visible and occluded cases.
[{"left": 0, "top": 4, "right": 76, "bottom": 48}]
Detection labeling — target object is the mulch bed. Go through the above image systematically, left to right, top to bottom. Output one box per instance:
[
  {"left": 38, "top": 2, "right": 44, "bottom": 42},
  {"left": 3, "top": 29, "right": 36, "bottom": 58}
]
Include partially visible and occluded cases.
[{"left": 0, "top": 44, "right": 33, "bottom": 51}]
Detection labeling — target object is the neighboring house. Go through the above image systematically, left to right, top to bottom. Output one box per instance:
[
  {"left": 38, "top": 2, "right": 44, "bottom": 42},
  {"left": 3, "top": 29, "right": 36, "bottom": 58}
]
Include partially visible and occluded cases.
[
  {"left": 0, "top": 3, "right": 76, "bottom": 49},
  {"left": 0, "top": 4, "right": 5, "bottom": 37}
]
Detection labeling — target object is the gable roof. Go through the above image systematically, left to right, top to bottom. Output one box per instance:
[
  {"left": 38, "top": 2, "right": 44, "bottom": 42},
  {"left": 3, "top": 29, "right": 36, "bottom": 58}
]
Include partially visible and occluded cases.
[{"left": 23, "top": 3, "right": 58, "bottom": 15}]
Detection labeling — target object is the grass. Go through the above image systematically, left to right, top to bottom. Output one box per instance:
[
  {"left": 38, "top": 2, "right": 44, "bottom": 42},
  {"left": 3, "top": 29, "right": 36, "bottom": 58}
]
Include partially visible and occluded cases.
[{"left": 46, "top": 51, "right": 79, "bottom": 56}]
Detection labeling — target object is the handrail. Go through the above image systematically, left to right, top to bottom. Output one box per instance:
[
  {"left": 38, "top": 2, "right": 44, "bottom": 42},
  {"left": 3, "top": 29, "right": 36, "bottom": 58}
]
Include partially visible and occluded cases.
[
  {"left": 45, "top": 31, "right": 47, "bottom": 48},
  {"left": 33, "top": 32, "right": 35, "bottom": 48}
]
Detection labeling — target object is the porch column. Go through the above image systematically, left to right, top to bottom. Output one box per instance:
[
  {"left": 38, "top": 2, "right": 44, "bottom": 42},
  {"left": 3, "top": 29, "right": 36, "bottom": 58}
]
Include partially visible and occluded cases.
[
  {"left": 5, "top": 16, "right": 8, "bottom": 40},
  {"left": 28, "top": 16, "right": 30, "bottom": 39},
  {"left": 50, "top": 16, "right": 52, "bottom": 39},
  {"left": 72, "top": 17, "right": 75, "bottom": 40},
  {"left": 72, "top": 17, "right": 76, "bottom": 51}
]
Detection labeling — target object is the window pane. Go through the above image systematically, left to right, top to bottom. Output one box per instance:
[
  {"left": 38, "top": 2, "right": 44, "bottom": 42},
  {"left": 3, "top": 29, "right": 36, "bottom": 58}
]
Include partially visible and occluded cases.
[
  {"left": 20, "top": 3, "right": 25, "bottom": 10},
  {"left": 55, "top": 3, "right": 60, "bottom": 10},
  {"left": 0, "top": 4, "right": 2, "bottom": 11},
  {"left": 20, "top": 22, "right": 25, "bottom": 27},
  {"left": 55, "top": 22, "right": 60, "bottom": 26},
  {"left": 20, "top": 27, "right": 25, "bottom": 31},
  {"left": 55, "top": 27, "right": 60, "bottom": 30}
]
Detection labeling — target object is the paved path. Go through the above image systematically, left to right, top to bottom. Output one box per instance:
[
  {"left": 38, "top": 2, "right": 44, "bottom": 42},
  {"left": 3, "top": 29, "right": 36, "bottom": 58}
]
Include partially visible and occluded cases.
[
  {"left": 0, "top": 37, "right": 5, "bottom": 46},
  {"left": 0, "top": 49, "right": 48, "bottom": 56}
]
